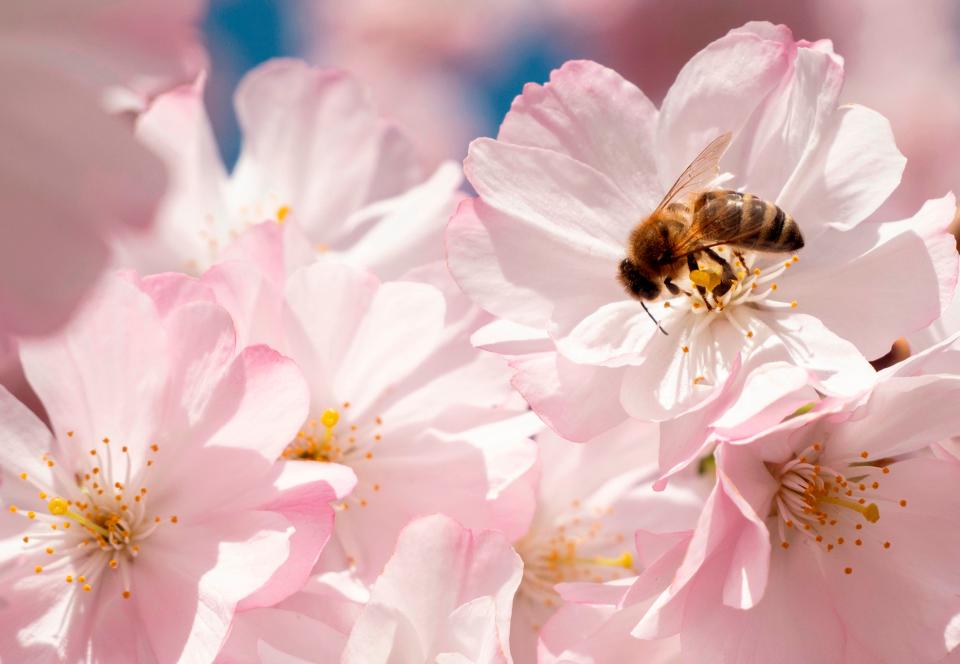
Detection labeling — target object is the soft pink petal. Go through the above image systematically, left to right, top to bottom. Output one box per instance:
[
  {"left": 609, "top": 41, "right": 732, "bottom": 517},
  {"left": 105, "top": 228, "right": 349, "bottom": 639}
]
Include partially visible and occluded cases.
[
  {"left": 657, "top": 22, "right": 793, "bottom": 186},
  {"left": 744, "top": 41, "right": 844, "bottom": 202},
  {"left": 231, "top": 59, "right": 421, "bottom": 243},
  {"left": 497, "top": 59, "right": 661, "bottom": 211},
  {"left": 119, "top": 75, "right": 231, "bottom": 275},
  {"left": 779, "top": 105, "right": 905, "bottom": 237},
  {"left": 465, "top": 138, "right": 634, "bottom": 258},
  {"left": 343, "top": 161, "right": 463, "bottom": 279},
  {"left": 781, "top": 198, "right": 956, "bottom": 359},
  {"left": 283, "top": 260, "right": 380, "bottom": 409},
  {"left": 19, "top": 275, "right": 168, "bottom": 447},
  {"left": 332, "top": 281, "right": 447, "bottom": 415},
  {"left": 754, "top": 311, "right": 876, "bottom": 396},
  {"left": 619, "top": 318, "right": 742, "bottom": 421},
  {"left": 199, "top": 345, "right": 310, "bottom": 461},
  {"left": 510, "top": 353, "right": 628, "bottom": 442},
  {"left": 828, "top": 375, "right": 960, "bottom": 460},
  {"left": 0, "top": 386, "right": 57, "bottom": 488},
  {"left": 331, "top": 426, "right": 531, "bottom": 580},
  {"left": 821, "top": 457, "right": 960, "bottom": 663},
  {"left": 238, "top": 464, "right": 346, "bottom": 610},
  {"left": 134, "top": 510, "right": 295, "bottom": 663},
  {"left": 342, "top": 515, "right": 522, "bottom": 663},
  {"left": 679, "top": 540, "right": 843, "bottom": 664}
]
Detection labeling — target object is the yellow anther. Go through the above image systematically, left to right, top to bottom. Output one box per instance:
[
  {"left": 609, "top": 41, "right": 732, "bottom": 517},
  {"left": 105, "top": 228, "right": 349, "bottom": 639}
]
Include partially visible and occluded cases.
[
  {"left": 276, "top": 205, "right": 291, "bottom": 223},
  {"left": 689, "top": 269, "right": 721, "bottom": 291},
  {"left": 790, "top": 300, "right": 798, "bottom": 309},
  {"left": 321, "top": 409, "right": 340, "bottom": 429},
  {"left": 48, "top": 496, "right": 110, "bottom": 538},
  {"left": 48, "top": 497, "right": 70, "bottom": 515},
  {"left": 590, "top": 552, "right": 634, "bottom": 569}
]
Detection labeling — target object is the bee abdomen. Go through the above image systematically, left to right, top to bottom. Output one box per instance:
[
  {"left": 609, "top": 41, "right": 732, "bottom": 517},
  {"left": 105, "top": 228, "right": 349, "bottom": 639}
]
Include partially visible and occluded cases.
[
  {"left": 694, "top": 191, "right": 803, "bottom": 252},
  {"left": 743, "top": 194, "right": 804, "bottom": 251}
]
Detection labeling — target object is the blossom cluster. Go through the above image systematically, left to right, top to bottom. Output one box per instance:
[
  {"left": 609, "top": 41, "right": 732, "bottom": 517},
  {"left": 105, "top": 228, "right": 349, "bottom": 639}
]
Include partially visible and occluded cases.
[{"left": 2, "top": 6, "right": 960, "bottom": 664}]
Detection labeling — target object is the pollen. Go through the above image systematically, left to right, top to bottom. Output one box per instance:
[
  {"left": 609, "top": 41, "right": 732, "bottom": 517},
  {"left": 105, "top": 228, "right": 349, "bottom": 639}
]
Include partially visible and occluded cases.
[
  {"left": 276, "top": 205, "right": 291, "bottom": 223},
  {"left": 790, "top": 300, "right": 798, "bottom": 308},
  {"left": 682, "top": 345, "right": 689, "bottom": 353},
  {"left": 321, "top": 409, "right": 340, "bottom": 428},
  {"left": 48, "top": 497, "right": 70, "bottom": 515},
  {"left": 899, "top": 499, "right": 907, "bottom": 507},
  {"left": 844, "top": 567, "right": 853, "bottom": 575},
  {"left": 122, "top": 591, "right": 131, "bottom": 599}
]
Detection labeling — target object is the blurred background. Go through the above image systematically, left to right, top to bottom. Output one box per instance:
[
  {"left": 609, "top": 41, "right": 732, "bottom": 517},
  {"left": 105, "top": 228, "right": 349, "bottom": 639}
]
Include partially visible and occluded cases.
[{"left": 202, "top": 0, "right": 960, "bottom": 219}]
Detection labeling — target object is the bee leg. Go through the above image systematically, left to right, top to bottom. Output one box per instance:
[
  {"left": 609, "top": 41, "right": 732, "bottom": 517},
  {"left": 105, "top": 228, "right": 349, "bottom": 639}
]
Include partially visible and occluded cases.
[
  {"left": 702, "top": 246, "right": 737, "bottom": 299},
  {"left": 734, "top": 249, "right": 750, "bottom": 273},
  {"left": 686, "top": 254, "right": 713, "bottom": 311},
  {"left": 664, "top": 278, "right": 691, "bottom": 297}
]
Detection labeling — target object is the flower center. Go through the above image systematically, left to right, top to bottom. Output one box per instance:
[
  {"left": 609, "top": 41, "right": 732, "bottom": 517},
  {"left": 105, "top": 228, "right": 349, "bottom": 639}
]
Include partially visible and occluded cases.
[
  {"left": 662, "top": 249, "right": 800, "bottom": 388},
  {"left": 281, "top": 404, "right": 385, "bottom": 516},
  {"left": 7, "top": 434, "right": 175, "bottom": 599},
  {"left": 770, "top": 442, "right": 904, "bottom": 574},
  {"left": 515, "top": 500, "right": 633, "bottom": 616}
]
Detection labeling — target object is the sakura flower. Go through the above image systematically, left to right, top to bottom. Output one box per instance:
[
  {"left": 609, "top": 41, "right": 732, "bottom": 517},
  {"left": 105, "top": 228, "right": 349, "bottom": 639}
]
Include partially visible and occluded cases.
[
  {"left": 0, "top": 0, "right": 205, "bottom": 336},
  {"left": 447, "top": 22, "right": 958, "bottom": 436},
  {"left": 116, "top": 58, "right": 462, "bottom": 279},
  {"left": 194, "top": 246, "right": 540, "bottom": 583},
  {"left": 0, "top": 273, "right": 350, "bottom": 662},
  {"left": 631, "top": 336, "right": 960, "bottom": 663},
  {"left": 509, "top": 423, "right": 708, "bottom": 662},
  {"left": 342, "top": 514, "right": 523, "bottom": 664},
  {"left": 537, "top": 533, "right": 687, "bottom": 664}
]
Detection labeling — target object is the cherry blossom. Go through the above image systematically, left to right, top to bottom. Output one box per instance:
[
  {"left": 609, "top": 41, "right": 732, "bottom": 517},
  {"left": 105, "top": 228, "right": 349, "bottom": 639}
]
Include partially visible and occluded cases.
[
  {"left": 0, "top": 0, "right": 205, "bottom": 337},
  {"left": 446, "top": 22, "right": 958, "bottom": 438},
  {"left": 115, "top": 58, "right": 462, "bottom": 279},
  {"left": 180, "top": 231, "right": 541, "bottom": 583},
  {"left": 0, "top": 273, "right": 349, "bottom": 662},
  {"left": 630, "top": 336, "right": 960, "bottom": 663},
  {"left": 510, "top": 423, "right": 709, "bottom": 662},
  {"left": 341, "top": 514, "right": 523, "bottom": 664}
]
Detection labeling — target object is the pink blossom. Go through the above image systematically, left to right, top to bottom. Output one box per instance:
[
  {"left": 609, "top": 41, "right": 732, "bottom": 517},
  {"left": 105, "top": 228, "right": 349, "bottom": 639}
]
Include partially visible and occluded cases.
[
  {"left": 0, "top": 0, "right": 205, "bottom": 337},
  {"left": 447, "top": 22, "right": 958, "bottom": 438},
  {"left": 116, "top": 59, "right": 462, "bottom": 279},
  {"left": 189, "top": 238, "right": 540, "bottom": 582},
  {"left": 0, "top": 273, "right": 349, "bottom": 662},
  {"left": 631, "top": 336, "right": 960, "bottom": 663},
  {"left": 510, "top": 423, "right": 709, "bottom": 662},
  {"left": 341, "top": 514, "right": 523, "bottom": 664}
]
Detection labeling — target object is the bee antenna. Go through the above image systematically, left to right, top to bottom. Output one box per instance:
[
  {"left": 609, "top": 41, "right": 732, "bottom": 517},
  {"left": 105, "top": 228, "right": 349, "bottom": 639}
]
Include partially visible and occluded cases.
[{"left": 641, "top": 301, "right": 668, "bottom": 335}]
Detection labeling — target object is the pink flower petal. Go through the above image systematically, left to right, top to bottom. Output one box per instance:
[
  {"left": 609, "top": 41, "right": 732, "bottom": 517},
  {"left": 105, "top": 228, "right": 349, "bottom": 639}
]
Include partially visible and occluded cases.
[{"left": 498, "top": 59, "right": 661, "bottom": 211}]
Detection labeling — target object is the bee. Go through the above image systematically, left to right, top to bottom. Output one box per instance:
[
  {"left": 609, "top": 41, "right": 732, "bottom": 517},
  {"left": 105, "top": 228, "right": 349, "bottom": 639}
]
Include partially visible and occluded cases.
[{"left": 618, "top": 132, "right": 804, "bottom": 334}]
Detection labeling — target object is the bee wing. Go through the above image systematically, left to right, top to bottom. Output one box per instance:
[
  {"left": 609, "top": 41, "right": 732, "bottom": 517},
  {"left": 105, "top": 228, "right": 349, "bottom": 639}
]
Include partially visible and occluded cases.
[
  {"left": 654, "top": 132, "right": 732, "bottom": 213},
  {"left": 670, "top": 200, "right": 760, "bottom": 258}
]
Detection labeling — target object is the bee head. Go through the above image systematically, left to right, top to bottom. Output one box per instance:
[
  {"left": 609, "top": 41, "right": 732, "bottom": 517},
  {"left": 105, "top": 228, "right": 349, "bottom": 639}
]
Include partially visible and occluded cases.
[{"left": 618, "top": 259, "right": 661, "bottom": 300}]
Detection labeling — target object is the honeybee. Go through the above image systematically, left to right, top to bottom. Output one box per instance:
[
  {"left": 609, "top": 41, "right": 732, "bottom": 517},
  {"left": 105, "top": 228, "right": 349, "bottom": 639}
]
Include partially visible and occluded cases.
[{"left": 618, "top": 132, "right": 804, "bottom": 334}]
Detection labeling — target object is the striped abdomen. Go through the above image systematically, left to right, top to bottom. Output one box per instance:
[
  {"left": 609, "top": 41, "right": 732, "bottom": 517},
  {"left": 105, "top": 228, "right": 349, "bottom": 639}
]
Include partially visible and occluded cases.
[{"left": 691, "top": 190, "right": 804, "bottom": 252}]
